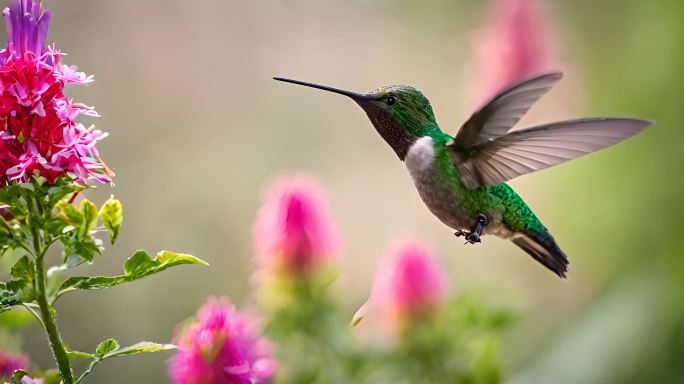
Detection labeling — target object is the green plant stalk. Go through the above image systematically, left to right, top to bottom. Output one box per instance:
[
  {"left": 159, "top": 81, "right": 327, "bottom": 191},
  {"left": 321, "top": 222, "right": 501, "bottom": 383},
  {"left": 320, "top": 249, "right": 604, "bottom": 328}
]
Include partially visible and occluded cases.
[
  {"left": 31, "top": 214, "right": 74, "bottom": 383},
  {"left": 76, "top": 357, "right": 102, "bottom": 384}
]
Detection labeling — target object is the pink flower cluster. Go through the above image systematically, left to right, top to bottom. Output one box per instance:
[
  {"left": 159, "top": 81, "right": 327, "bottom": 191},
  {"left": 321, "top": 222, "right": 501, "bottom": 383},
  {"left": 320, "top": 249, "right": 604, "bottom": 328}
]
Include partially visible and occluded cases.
[
  {"left": 0, "top": 0, "right": 110, "bottom": 185},
  {"left": 253, "top": 176, "right": 340, "bottom": 277},
  {"left": 169, "top": 297, "right": 277, "bottom": 384},
  {"left": 0, "top": 348, "right": 28, "bottom": 378}
]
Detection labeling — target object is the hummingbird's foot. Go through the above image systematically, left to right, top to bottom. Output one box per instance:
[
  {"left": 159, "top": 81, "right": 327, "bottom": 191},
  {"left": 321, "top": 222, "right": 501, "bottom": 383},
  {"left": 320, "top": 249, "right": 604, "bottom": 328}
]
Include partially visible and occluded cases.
[
  {"left": 463, "top": 213, "right": 489, "bottom": 245},
  {"left": 454, "top": 229, "right": 478, "bottom": 244},
  {"left": 465, "top": 231, "right": 481, "bottom": 244}
]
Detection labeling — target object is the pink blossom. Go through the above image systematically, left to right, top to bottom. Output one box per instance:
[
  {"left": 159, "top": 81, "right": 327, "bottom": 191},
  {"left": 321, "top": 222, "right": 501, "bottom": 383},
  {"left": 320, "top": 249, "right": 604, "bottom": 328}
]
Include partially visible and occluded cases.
[
  {"left": 0, "top": 0, "right": 110, "bottom": 185},
  {"left": 468, "top": 0, "right": 556, "bottom": 101},
  {"left": 253, "top": 176, "right": 340, "bottom": 277},
  {"left": 362, "top": 241, "right": 446, "bottom": 332},
  {"left": 169, "top": 297, "right": 277, "bottom": 384},
  {"left": 0, "top": 349, "right": 28, "bottom": 378}
]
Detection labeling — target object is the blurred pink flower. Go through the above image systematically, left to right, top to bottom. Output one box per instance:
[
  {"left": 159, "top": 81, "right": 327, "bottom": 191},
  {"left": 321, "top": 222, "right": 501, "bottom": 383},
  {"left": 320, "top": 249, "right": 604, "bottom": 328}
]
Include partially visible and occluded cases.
[
  {"left": 0, "top": 0, "right": 110, "bottom": 185},
  {"left": 469, "top": 0, "right": 556, "bottom": 101},
  {"left": 253, "top": 176, "right": 340, "bottom": 277},
  {"left": 359, "top": 241, "right": 445, "bottom": 332},
  {"left": 169, "top": 297, "right": 277, "bottom": 384},
  {"left": 0, "top": 349, "right": 28, "bottom": 378}
]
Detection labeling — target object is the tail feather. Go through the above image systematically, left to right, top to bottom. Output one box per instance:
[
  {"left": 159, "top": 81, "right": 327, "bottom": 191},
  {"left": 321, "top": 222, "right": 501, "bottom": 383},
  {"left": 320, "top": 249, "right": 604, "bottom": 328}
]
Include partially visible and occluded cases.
[{"left": 512, "top": 231, "right": 569, "bottom": 278}]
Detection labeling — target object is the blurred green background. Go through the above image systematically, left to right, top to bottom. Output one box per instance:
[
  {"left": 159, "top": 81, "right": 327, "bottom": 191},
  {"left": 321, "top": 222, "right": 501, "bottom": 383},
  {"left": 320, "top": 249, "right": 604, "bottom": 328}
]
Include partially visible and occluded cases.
[{"left": 2, "top": 0, "right": 682, "bottom": 382}]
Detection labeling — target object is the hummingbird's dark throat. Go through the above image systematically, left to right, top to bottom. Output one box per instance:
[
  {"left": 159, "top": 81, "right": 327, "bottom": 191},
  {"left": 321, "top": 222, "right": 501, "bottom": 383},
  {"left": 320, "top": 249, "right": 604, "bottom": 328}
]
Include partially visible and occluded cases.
[{"left": 361, "top": 103, "right": 418, "bottom": 160}]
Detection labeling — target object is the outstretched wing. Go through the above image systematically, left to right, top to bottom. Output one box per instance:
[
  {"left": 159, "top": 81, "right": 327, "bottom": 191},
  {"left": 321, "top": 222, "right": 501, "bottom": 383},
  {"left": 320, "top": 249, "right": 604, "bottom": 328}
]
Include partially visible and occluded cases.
[
  {"left": 453, "top": 72, "right": 563, "bottom": 148},
  {"left": 450, "top": 118, "right": 652, "bottom": 188}
]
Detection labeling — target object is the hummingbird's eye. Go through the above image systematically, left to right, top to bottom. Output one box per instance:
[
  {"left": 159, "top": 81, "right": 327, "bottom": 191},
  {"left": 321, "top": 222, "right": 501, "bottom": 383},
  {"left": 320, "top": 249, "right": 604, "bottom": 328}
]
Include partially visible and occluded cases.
[{"left": 386, "top": 96, "right": 397, "bottom": 106}]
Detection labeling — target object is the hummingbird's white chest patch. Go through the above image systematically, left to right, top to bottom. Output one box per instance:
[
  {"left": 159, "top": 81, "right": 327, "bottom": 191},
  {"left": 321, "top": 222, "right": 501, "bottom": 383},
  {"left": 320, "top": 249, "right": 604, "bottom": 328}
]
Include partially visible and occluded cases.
[{"left": 405, "top": 136, "right": 435, "bottom": 176}]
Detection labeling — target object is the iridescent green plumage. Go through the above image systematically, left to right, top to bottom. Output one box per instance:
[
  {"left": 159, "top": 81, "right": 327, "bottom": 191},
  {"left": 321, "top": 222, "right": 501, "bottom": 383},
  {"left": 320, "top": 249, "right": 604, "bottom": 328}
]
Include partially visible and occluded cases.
[
  {"left": 275, "top": 73, "right": 651, "bottom": 277},
  {"left": 431, "top": 143, "right": 544, "bottom": 234}
]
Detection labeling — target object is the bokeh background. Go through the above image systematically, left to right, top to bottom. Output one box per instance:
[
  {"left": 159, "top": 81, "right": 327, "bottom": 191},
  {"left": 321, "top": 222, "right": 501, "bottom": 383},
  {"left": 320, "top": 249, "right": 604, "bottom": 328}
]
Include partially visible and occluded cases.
[{"left": 2, "top": 0, "right": 683, "bottom": 382}]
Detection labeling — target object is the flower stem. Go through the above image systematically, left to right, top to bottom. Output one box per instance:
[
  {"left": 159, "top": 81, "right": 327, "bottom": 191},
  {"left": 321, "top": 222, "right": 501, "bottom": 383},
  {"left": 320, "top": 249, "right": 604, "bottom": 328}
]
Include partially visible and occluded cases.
[{"left": 31, "top": 217, "right": 74, "bottom": 383}]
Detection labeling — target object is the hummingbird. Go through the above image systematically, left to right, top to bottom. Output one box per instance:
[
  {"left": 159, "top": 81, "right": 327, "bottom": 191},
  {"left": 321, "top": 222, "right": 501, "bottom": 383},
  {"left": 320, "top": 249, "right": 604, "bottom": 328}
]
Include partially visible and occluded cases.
[{"left": 273, "top": 73, "right": 651, "bottom": 277}]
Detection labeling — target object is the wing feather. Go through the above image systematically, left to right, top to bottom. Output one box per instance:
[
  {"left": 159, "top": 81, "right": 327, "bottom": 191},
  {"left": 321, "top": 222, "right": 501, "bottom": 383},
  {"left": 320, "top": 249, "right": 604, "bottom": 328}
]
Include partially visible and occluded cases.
[
  {"left": 453, "top": 72, "right": 563, "bottom": 147},
  {"left": 452, "top": 118, "right": 652, "bottom": 188}
]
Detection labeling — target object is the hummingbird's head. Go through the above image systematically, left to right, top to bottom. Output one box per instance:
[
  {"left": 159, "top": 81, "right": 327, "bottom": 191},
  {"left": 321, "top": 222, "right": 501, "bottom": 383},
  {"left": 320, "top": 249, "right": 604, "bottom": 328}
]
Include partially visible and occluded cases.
[{"left": 274, "top": 78, "right": 441, "bottom": 160}]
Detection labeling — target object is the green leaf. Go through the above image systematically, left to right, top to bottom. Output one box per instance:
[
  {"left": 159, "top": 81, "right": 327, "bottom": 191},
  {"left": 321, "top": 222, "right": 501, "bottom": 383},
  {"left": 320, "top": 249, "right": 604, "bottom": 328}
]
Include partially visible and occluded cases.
[
  {"left": 47, "top": 179, "right": 83, "bottom": 207},
  {"left": 99, "top": 196, "right": 122, "bottom": 244},
  {"left": 55, "top": 198, "right": 104, "bottom": 268},
  {"left": 80, "top": 198, "right": 98, "bottom": 233},
  {"left": 56, "top": 200, "right": 83, "bottom": 225},
  {"left": 63, "top": 236, "right": 101, "bottom": 267},
  {"left": 55, "top": 250, "right": 208, "bottom": 296},
  {"left": 122, "top": 250, "right": 155, "bottom": 275},
  {"left": 124, "top": 250, "right": 208, "bottom": 276},
  {"left": 64, "top": 251, "right": 89, "bottom": 269},
  {"left": 10, "top": 256, "right": 33, "bottom": 281},
  {"left": 0, "top": 280, "right": 28, "bottom": 312},
  {"left": 95, "top": 338, "right": 120, "bottom": 356},
  {"left": 74, "top": 341, "right": 176, "bottom": 384},
  {"left": 100, "top": 341, "right": 175, "bottom": 359},
  {"left": 67, "top": 350, "right": 96, "bottom": 360},
  {"left": 10, "top": 369, "right": 30, "bottom": 384}
]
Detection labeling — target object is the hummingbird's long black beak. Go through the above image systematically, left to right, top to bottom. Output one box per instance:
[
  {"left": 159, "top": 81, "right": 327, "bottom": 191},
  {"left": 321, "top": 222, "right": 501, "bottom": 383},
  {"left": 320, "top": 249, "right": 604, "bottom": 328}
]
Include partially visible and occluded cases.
[{"left": 273, "top": 77, "right": 378, "bottom": 101}]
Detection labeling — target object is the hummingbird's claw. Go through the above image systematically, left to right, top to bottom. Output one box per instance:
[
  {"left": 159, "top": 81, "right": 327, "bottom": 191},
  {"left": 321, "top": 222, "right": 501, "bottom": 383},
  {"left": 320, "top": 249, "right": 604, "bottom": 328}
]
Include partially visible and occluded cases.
[
  {"left": 459, "top": 213, "right": 489, "bottom": 245},
  {"left": 454, "top": 229, "right": 467, "bottom": 237},
  {"left": 455, "top": 229, "right": 481, "bottom": 244},
  {"left": 465, "top": 232, "right": 481, "bottom": 244}
]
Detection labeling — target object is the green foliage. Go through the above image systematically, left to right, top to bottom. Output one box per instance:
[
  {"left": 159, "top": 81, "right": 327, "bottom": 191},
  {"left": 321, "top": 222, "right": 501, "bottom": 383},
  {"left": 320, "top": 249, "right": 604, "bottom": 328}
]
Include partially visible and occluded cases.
[
  {"left": 0, "top": 177, "right": 206, "bottom": 383},
  {"left": 99, "top": 196, "right": 122, "bottom": 244},
  {"left": 55, "top": 198, "right": 102, "bottom": 268},
  {"left": 80, "top": 199, "right": 98, "bottom": 234},
  {"left": 55, "top": 251, "right": 207, "bottom": 299},
  {"left": 10, "top": 256, "right": 33, "bottom": 281},
  {"left": 0, "top": 257, "right": 36, "bottom": 311},
  {"left": 0, "top": 261, "right": 34, "bottom": 314},
  {"left": 262, "top": 272, "right": 514, "bottom": 384},
  {"left": 0, "top": 281, "right": 23, "bottom": 313},
  {"left": 265, "top": 285, "right": 367, "bottom": 383},
  {"left": 382, "top": 295, "right": 514, "bottom": 384},
  {"left": 73, "top": 339, "right": 175, "bottom": 383},
  {"left": 95, "top": 339, "right": 120, "bottom": 356},
  {"left": 97, "top": 341, "right": 176, "bottom": 358},
  {"left": 66, "top": 350, "right": 96, "bottom": 360},
  {"left": 9, "top": 370, "right": 30, "bottom": 384}
]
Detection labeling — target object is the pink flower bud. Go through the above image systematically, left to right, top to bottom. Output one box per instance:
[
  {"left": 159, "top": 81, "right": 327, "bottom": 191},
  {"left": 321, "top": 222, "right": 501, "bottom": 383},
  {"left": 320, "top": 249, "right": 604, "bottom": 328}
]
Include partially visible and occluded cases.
[
  {"left": 253, "top": 176, "right": 340, "bottom": 277},
  {"left": 364, "top": 241, "right": 446, "bottom": 332}
]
